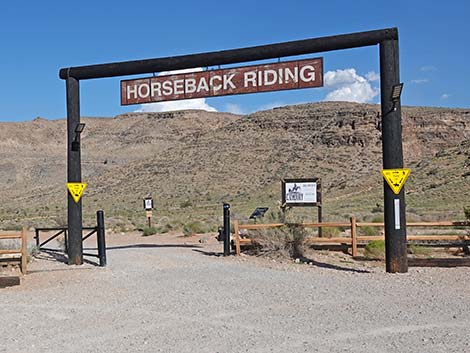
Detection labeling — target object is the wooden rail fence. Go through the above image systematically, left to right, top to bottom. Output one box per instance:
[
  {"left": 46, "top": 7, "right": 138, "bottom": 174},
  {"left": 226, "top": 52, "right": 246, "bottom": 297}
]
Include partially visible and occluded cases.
[
  {"left": 233, "top": 217, "right": 470, "bottom": 257},
  {"left": 0, "top": 227, "right": 27, "bottom": 274}
]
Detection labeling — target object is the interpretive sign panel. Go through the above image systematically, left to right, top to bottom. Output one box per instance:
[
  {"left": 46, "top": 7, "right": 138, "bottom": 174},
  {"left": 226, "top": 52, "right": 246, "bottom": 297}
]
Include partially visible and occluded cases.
[
  {"left": 121, "top": 58, "right": 323, "bottom": 105},
  {"left": 281, "top": 178, "right": 319, "bottom": 207}
]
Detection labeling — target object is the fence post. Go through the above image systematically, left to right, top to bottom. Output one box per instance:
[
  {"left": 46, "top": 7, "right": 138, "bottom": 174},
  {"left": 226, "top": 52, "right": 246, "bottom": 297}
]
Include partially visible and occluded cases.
[
  {"left": 223, "top": 203, "right": 231, "bottom": 256},
  {"left": 96, "top": 210, "right": 107, "bottom": 267},
  {"left": 351, "top": 216, "right": 358, "bottom": 257},
  {"left": 234, "top": 220, "right": 240, "bottom": 256},
  {"left": 21, "top": 227, "right": 27, "bottom": 275}
]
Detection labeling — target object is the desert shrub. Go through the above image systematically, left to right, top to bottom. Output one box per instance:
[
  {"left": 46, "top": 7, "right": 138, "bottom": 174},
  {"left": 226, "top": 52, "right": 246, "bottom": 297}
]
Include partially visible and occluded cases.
[
  {"left": 180, "top": 200, "right": 192, "bottom": 208},
  {"left": 371, "top": 205, "right": 383, "bottom": 213},
  {"left": 464, "top": 206, "right": 470, "bottom": 220},
  {"left": 371, "top": 215, "right": 384, "bottom": 223},
  {"left": 183, "top": 221, "right": 208, "bottom": 236},
  {"left": 157, "top": 223, "right": 173, "bottom": 234},
  {"left": 248, "top": 223, "right": 307, "bottom": 259},
  {"left": 1, "top": 224, "right": 23, "bottom": 231},
  {"left": 142, "top": 226, "right": 158, "bottom": 236},
  {"left": 359, "top": 226, "right": 379, "bottom": 237},
  {"left": 322, "top": 227, "right": 340, "bottom": 238},
  {"left": 56, "top": 235, "right": 66, "bottom": 251},
  {"left": 364, "top": 240, "right": 385, "bottom": 260},
  {"left": 408, "top": 244, "right": 432, "bottom": 256},
  {"left": 27, "top": 245, "right": 40, "bottom": 262}
]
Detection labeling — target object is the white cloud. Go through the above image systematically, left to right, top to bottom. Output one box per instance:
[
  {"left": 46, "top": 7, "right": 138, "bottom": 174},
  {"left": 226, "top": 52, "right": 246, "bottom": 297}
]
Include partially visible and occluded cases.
[
  {"left": 420, "top": 65, "right": 437, "bottom": 72},
  {"left": 135, "top": 67, "right": 217, "bottom": 113},
  {"left": 323, "top": 68, "right": 379, "bottom": 103},
  {"left": 366, "top": 71, "right": 380, "bottom": 82},
  {"left": 411, "top": 79, "right": 430, "bottom": 84},
  {"left": 440, "top": 93, "right": 450, "bottom": 99},
  {"left": 137, "top": 99, "right": 217, "bottom": 113},
  {"left": 224, "top": 103, "right": 245, "bottom": 115}
]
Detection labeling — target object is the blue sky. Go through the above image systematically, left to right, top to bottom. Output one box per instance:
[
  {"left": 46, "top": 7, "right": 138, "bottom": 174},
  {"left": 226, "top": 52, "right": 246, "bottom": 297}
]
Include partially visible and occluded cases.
[{"left": 0, "top": 0, "right": 469, "bottom": 121}]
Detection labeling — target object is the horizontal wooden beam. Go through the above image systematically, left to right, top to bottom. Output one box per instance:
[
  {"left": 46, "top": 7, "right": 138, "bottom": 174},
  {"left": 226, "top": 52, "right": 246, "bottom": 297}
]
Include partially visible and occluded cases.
[
  {"left": 59, "top": 28, "right": 398, "bottom": 80},
  {"left": 0, "top": 234, "right": 22, "bottom": 239},
  {"left": 0, "top": 249, "right": 22, "bottom": 255}
]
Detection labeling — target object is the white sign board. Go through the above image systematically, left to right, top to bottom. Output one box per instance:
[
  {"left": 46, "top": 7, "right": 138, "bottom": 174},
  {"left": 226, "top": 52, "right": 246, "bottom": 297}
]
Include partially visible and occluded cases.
[
  {"left": 282, "top": 178, "right": 319, "bottom": 206},
  {"left": 144, "top": 198, "right": 153, "bottom": 210}
]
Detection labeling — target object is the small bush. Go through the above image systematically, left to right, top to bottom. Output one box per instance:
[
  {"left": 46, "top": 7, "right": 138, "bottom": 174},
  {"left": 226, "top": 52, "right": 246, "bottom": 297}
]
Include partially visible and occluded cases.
[
  {"left": 180, "top": 200, "right": 192, "bottom": 208},
  {"left": 371, "top": 205, "right": 383, "bottom": 213},
  {"left": 464, "top": 206, "right": 470, "bottom": 220},
  {"left": 371, "top": 215, "right": 384, "bottom": 223},
  {"left": 183, "top": 221, "right": 208, "bottom": 236},
  {"left": 157, "top": 223, "right": 173, "bottom": 234},
  {"left": 1, "top": 224, "right": 22, "bottom": 231},
  {"left": 249, "top": 224, "right": 307, "bottom": 259},
  {"left": 142, "top": 226, "right": 158, "bottom": 236},
  {"left": 359, "top": 226, "right": 379, "bottom": 237},
  {"left": 322, "top": 227, "right": 340, "bottom": 238},
  {"left": 364, "top": 240, "right": 385, "bottom": 260},
  {"left": 408, "top": 244, "right": 432, "bottom": 256}
]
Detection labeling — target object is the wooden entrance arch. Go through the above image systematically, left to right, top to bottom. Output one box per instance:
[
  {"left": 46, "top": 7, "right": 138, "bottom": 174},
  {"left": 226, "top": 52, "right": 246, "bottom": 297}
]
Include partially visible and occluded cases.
[{"left": 59, "top": 27, "right": 407, "bottom": 273}]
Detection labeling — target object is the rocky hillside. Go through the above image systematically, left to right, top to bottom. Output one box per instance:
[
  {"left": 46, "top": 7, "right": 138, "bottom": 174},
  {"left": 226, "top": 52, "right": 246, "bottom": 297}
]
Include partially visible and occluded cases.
[{"left": 0, "top": 102, "right": 469, "bottom": 230}]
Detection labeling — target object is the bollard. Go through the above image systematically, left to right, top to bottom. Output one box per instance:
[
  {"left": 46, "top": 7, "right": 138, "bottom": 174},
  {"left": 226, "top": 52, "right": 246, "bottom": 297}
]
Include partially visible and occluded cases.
[
  {"left": 223, "top": 203, "right": 230, "bottom": 256},
  {"left": 96, "top": 210, "right": 107, "bottom": 267},
  {"left": 35, "top": 229, "right": 40, "bottom": 247}
]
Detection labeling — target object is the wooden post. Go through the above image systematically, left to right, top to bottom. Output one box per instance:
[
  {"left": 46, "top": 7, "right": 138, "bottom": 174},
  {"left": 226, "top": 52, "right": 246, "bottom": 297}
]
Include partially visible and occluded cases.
[
  {"left": 380, "top": 38, "right": 408, "bottom": 273},
  {"left": 66, "top": 75, "right": 84, "bottom": 265},
  {"left": 351, "top": 216, "right": 358, "bottom": 257},
  {"left": 234, "top": 220, "right": 241, "bottom": 256},
  {"left": 21, "top": 227, "right": 27, "bottom": 275}
]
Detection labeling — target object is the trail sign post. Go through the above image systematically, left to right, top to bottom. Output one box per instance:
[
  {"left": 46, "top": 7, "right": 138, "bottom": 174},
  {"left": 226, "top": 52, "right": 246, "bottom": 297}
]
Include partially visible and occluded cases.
[
  {"left": 60, "top": 27, "right": 407, "bottom": 272},
  {"left": 281, "top": 178, "right": 323, "bottom": 237},
  {"left": 143, "top": 197, "right": 154, "bottom": 227}
]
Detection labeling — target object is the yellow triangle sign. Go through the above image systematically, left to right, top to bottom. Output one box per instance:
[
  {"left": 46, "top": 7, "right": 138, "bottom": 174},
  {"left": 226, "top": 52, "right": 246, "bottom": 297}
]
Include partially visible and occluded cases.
[
  {"left": 381, "top": 169, "right": 410, "bottom": 195},
  {"left": 67, "top": 182, "right": 87, "bottom": 203}
]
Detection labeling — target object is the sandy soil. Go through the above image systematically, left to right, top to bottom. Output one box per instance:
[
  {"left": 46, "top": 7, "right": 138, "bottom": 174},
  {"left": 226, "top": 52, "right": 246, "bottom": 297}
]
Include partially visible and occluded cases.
[{"left": 1, "top": 231, "right": 470, "bottom": 353}]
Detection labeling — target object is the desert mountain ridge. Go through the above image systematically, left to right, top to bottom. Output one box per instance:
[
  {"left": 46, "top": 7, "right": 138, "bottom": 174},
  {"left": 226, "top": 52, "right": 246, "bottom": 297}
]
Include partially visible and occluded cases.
[{"left": 0, "top": 101, "right": 469, "bottom": 230}]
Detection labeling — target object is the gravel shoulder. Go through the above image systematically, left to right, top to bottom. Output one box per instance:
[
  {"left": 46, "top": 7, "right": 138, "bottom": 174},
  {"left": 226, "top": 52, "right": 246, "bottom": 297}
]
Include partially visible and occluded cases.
[{"left": 1, "top": 232, "right": 470, "bottom": 353}]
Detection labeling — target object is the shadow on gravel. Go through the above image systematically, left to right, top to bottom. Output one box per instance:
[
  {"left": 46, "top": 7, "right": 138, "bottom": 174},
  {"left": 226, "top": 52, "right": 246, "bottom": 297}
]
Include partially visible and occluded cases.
[
  {"left": 107, "top": 244, "right": 202, "bottom": 251},
  {"left": 192, "top": 249, "right": 223, "bottom": 257},
  {"left": 33, "top": 250, "right": 67, "bottom": 264},
  {"left": 34, "top": 250, "right": 99, "bottom": 266},
  {"left": 408, "top": 257, "right": 470, "bottom": 267},
  {"left": 306, "top": 258, "right": 370, "bottom": 273}
]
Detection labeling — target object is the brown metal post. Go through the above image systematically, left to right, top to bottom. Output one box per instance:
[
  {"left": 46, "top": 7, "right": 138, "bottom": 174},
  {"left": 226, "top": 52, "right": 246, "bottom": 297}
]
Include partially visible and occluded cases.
[
  {"left": 317, "top": 180, "right": 322, "bottom": 237},
  {"left": 96, "top": 210, "right": 107, "bottom": 267}
]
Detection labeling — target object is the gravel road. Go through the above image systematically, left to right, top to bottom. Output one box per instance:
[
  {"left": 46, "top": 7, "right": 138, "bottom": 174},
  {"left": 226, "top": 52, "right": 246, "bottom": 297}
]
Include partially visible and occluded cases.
[{"left": 1, "top": 233, "right": 470, "bottom": 353}]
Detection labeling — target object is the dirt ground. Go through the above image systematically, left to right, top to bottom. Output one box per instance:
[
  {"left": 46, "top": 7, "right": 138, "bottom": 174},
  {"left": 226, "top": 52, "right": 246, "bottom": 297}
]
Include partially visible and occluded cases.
[{"left": 1, "top": 231, "right": 470, "bottom": 353}]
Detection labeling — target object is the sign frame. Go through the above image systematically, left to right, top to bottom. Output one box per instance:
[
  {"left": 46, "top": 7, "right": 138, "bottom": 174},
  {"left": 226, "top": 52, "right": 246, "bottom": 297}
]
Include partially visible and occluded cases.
[
  {"left": 281, "top": 178, "right": 321, "bottom": 207},
  {"left": 143, "top": 197, "right": 154, "bottom": 211}
]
